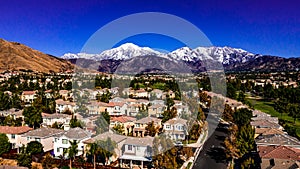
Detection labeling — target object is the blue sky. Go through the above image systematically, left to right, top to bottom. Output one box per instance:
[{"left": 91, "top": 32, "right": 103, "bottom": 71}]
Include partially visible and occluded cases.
[{"left": 0, "top": 0, "right": 300, "bottom": 57}]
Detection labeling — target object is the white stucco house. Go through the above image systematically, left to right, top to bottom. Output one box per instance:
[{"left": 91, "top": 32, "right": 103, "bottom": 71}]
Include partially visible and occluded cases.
[
  {"left": 163, "top": 118, "right": 188, "bottom": 140},
  {"left": 0, "top": 126, "right": 32, "bottom": 151},
  {"left": 20, "top": 127, "right": 65, "bottom": 153},
  {"left": 53, "top": 127, "right": 91, "bottom": 157},
  {"left": 119, "top": 137, "right": 154, "bottom": 169}
]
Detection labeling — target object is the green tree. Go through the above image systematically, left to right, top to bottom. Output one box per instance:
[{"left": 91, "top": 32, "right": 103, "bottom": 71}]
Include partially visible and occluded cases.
[
  {"left": 227, "top": 83, "right": 237, "bottom": 99},
  {"left": 237, "top": 91, "right": 246, "bottom": 103},
  {"left": 222, "top": 104, "right": 234, "bottom": 122},
  {"left": 289, "top": 104, "right": 299, "bottom": 124},
  {"left": 23, "top": 106, "right": 42, "bottom": 129},
  {"left": 197, "top": 106, "right": 205, "bottom": 121},
  {"left": 162, "top": 107, "right": 177, "bottom": 123},
  {"left": 233, "top": 108, "right": 252, "bottom": 128},
  {"left": 136, "top": 110, "right": 148, "bottom": 120},
  {"left": 95, "top": 112, "right": 110, "bottom": 134},
  {"left": 70, "top": 115, "right": 83, "bottom": 128},
  {"left": 145, "top": 121, "right": 159, "bottom": 137},
  {"left": 189, "top": 123, "right": 202, "bottom": 141},
  {"left": 113, "top": 124, "right": 124, "bottom": 135},
  {"left": 236, "top": 124, "right": 255, "bottom": 157},
  {"left": 0, "top": 133, "right": 10, "bottom": 156},
  {"left": 96, "top": 138, "right": 116, "bottom": 165},
  {"left": 64, "top": 140, "right": 79, "bottom": 169},
  {"left": 26, "top": 141, "right": 44, "bottom": 155},
  {"left": 87, "top": 143, "right": 101, "bottom": 169},
  {"left": 17, "top": 153, "right": 32, "bottom": 168},
  {"left": 42, "top": 154, "right": 56, "bottom": 169}
]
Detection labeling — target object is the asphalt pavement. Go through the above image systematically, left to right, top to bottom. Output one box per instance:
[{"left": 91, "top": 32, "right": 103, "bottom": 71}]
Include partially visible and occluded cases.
[{"left": 192, "top": 124, "right": 229, "bottom": 169}]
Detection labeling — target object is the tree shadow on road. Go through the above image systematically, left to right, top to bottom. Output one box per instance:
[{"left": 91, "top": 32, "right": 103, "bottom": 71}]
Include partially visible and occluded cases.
[{"left": 206, "top": 147, "right": 227, "bottom": 163}]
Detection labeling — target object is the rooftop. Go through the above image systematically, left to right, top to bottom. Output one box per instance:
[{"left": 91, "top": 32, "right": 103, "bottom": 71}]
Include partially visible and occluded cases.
[
  {"left": 111, "top": 116, "right": 136, "bottom": 123},
  {"left": 135, "top": 117, "right": 161, "bottom": 124},
  {"left": 164, "top": 118, "right": 187, "bottom": 125},
  {"left": 0, "top": 126, "right": 32, "bottom": 134},
  {"left": 21, "top": 127, "right": 64, "bottom": 138},
  {"left": 60, "top": 127, "right": 91, "bottom": 140},
  {"left": 84, "top": 131, "right": 127, "bottom": 144},
  {"left": 124, "top": 136, "right": 154, "bottom": 147},
  {"left": 259, "top": 145, "right": 300, "bottom": 160}
]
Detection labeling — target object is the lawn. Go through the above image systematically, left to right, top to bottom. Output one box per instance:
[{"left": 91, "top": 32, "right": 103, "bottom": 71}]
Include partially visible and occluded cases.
[{"left": 247, "top": 98, "right": 300, "bottom": 138}]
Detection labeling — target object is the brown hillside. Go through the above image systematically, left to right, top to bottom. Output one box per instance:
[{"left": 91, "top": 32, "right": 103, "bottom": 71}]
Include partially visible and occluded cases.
[{"left": 0, "top": 38, "right": 74, "bottom": 73}]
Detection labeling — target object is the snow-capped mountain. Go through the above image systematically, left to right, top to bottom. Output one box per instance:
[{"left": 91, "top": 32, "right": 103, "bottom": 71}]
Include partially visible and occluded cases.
[
  {"left": 62, "top": 43, "right": 261, "bottom": 65},
  {"left": 62, "top": 43, "right": 162, "bottom": 61},
  {"left": 167, "top": 46, "right": 261, "bottom": 64}
]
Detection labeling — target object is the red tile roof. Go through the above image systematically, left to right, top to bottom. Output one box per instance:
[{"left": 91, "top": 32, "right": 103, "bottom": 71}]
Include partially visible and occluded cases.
[
  {"left": 22, "top": 91, "right": 36, "bottom": 95},
  {"left": 107, "top": 102, "right": 126, "bottom": 107},
  {"left": 111, "top": 116, "right": 136, "bottom": 123},
  {"left": 0, "top": 126, "right": 33, "bottom": 134},
  {"left": 259, "top": 145, "right": 300, "bottom": 160}
]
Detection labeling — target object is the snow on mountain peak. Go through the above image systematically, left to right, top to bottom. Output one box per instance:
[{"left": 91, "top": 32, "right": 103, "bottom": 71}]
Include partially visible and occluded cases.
[{"left": 62, "top": 43, "right": 261, "bottom": 65}]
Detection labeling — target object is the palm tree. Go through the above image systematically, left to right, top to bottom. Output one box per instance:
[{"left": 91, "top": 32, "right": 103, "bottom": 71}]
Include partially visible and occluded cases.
[
  {"left": 97, "top": 138, "right": 116, "bottom": 166},
  {"left": 64, "top": 140, "right": 78, "bottom": 169},
  {"left": 87, "top": 143, "right": 100, "bottom": 169}
]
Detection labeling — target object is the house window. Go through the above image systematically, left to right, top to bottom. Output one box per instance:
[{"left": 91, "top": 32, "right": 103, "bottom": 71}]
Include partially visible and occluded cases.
[
  {"left": 136, "top": 123, "right": 140, "bottom": 127},
  {"left": 166, "top": 125, "right": 171, "bottom": 129},
  {"left": 11, "top": 134, "right": 15, "bottom": 139},
  {"left": 27, "top": 137, "right": 30, "bottom": 141},
  {"left": 55, "top": 138, "right": 57, "bottom": 142},
  {"left": 62, "top": 139, "right": 68, "bottom": 144},
  {"left": 128, "top": 145, "right": 132, "bottom": 151},
  {"left": 137, "top": 146, "right": 140, "bottom": 151},
  {"left": 57, "top": 148, "right": 60, "bottom": 152}
]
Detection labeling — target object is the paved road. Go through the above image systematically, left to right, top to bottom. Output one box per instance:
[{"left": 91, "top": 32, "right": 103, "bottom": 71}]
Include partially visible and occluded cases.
[{"left": 193, "top": 125, "right": 228, "bottom": 169}]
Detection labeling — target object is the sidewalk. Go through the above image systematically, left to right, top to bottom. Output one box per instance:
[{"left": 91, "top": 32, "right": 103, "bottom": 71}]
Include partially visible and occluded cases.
[{"left": 180, "top": 129, "right": 208, "bottom": 169}]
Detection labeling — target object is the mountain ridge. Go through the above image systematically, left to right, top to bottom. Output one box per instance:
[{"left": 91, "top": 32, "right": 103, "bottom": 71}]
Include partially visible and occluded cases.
[
  {"left": 0, "top": 39, "right": 74, "bottom": 73},
  {"left": 63, "top": 43, "right": 300, "bottom": 73}
]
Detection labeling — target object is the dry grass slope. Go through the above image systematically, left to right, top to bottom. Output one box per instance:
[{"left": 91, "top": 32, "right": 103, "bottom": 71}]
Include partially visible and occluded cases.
[{"left": 0, "top": 39, "right": 73, "bottom": 73}]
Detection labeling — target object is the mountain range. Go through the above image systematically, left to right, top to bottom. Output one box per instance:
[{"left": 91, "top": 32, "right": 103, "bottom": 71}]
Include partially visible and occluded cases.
[
  {"left": 0, "top": 38, "right": 299, "bottom": 74},
  {"left": 63, "top": 43, "right": 300, "bottom": 73}
]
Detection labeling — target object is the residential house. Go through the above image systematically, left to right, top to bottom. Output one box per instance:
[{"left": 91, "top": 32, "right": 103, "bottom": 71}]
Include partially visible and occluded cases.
[
  {"left": 130, "top": 89, "right": 148, "bottom": 99},
  {"left": 149, "top": 89, "right": 163, "bottom": 99},
  {"left": 44, "top": 90, "right": 53, "bottom": 99},
  {"left": 59, "top": 90, "right": 70, "bottom": 100},
  {"left": 163, "top": 90, "right": 176, "bottom": 99},
  {"left": 21, "top": 91, "right": 36, "bottom": 103},
  {"left": 55, "top": 99, "right": 77, "bottom": 113},
  {"left": 150, "top": 100, "right": 165, "bottom": 105},
  {"left": 86, "top": 101, "right": 109, "bottom": 115},
  {"left": 106, "top": 102, "right": 128, "bottom": 116},
  {"left": 127, "top": 104, "right": 139, "bottom": 117},
  {"left": 148, "top": 104, "right": 165, "bottom": 118},
  {"left": 0, "top": 108, "right": 24, "bottom": 120},
  {"left": 252, "top": 110, "right": 279, "bottom": 124},
  {"left": 42, "top": 113, "right": 72, "bottom": 129},
  {"left": 110, "top": 116, "right": 136, "bottom": 135},
  {"left": 133, "top": 117, "right": 162, "bottom": 137},
  {"left": 163, "top": 118, "right": 188, "bottom": 140},
  {"left": 250, "top": 120, "right": 283, "bottom": 130},
  {"left": 0, "top": 126, "right": 32, "bottom": 150},
  {"left": 20, "top": 127, "right": 65, "bottom": 153},
  {"left": 53, "top": 127, "right": 91, "bottom": 157},
  {"left": 254, "top": 128, "right": 285, "bottom": 139},
  {"left": 84, "top": 132, "right": 127, "bottom": 163},
  {"left": 256, "top": 134, "right": 300, "bottom": 148},
  {"left": 119, "top": 137, "right": 154, "bottom": 169},
  {"left": 258, "top": 145, "right": 300, "bottom": 169}
]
